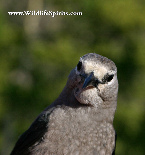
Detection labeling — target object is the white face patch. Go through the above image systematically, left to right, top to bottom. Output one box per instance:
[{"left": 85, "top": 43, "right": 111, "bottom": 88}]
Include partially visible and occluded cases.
[{"left": 83, "top": 60, "right": 108, "bottom": 80}]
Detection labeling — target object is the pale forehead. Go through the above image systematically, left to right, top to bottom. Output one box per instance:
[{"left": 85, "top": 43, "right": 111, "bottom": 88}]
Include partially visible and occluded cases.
[{"left": 83, "top": 60, "right": 108, "bottom": 79}]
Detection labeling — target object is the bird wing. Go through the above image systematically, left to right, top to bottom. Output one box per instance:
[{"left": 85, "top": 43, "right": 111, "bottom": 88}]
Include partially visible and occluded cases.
[{"left": 10, "top": 107, "right": 55, "bottom": 155}]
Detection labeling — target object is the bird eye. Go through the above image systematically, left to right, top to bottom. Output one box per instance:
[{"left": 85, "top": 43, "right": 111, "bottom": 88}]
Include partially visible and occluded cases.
[
  {"left": 77, "top": 61, "right": 82, "bottom": 71},
  {"left": 102, "top": 74, "right": 114, "bottom": 83},
  {"left": 106, "top": 74, "right": 114, "bottom": 82}
]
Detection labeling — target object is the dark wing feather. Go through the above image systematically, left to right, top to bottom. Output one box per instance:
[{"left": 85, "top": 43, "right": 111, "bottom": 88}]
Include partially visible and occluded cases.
[{"left": 10, "top": 107, "right": 55, "bottom": 155}]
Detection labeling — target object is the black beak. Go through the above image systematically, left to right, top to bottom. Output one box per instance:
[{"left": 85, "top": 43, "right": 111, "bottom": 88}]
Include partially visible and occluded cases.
[
  {"left": 82, "top": 72, "right": 94, "bottom": 89},
  {"left": 82, "top": 72, "right": 102, "bottom": 89}
]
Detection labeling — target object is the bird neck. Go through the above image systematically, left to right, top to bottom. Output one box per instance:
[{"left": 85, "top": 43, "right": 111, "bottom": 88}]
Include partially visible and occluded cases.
[
  {"left": 52, "top": 84, "right": 80, "bottom": 107},
  {"left": 51, "top": 85, "right": 116, "bottom": 123}
]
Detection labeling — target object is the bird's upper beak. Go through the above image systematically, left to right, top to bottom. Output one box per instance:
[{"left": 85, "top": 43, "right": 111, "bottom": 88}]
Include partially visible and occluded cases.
[
  {"left": 82, "top": 72, "right": 94, "bottom": 89},
  {"left": 82, "top": 72, "right": 102, "bottom": 89}
]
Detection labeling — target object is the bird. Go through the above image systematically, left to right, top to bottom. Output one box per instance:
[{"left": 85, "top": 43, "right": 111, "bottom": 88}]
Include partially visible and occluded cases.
[{"left": 11, "top": 53, "right": 118, "bottom": 155}]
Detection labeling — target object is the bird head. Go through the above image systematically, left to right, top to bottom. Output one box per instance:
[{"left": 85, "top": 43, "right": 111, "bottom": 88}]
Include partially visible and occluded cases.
[{"left": 67, "top": 53, "right": 118, "bottom": 108}]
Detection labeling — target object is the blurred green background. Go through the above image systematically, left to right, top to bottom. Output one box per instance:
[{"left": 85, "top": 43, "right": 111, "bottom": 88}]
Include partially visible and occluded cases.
[{"left": 0, "top": 0, "right": 145, "bottom": 154}]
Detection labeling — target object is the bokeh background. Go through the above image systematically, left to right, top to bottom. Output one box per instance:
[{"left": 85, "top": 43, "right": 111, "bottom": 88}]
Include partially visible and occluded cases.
[{"left": 0, "top": 0, "right": 145, "bottom": 154}]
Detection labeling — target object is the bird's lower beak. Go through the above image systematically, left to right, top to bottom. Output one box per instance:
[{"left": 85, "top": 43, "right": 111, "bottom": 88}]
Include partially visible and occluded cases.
[{"left": 82, "top": 72, "right": 94, "bottom": 89}]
